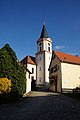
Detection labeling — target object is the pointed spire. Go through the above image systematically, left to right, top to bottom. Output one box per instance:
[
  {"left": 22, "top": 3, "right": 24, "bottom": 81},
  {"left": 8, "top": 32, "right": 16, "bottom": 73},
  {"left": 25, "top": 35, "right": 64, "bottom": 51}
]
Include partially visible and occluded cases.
[{"left": 40, "top": 23, "right": 49, "bottom": 38}]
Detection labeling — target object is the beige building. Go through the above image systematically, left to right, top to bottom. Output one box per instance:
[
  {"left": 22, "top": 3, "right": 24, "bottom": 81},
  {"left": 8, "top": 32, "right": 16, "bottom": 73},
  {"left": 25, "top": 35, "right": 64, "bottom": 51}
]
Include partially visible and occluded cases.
[{"left": 49, "top": 50, "right": 80, "bottom": 93}]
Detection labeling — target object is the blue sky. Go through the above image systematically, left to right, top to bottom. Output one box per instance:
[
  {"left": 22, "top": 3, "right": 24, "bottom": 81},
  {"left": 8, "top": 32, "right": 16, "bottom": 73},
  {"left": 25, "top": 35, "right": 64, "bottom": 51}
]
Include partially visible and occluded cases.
[{"left": 0, "top": 0, "right": 80, "bottom": 60}]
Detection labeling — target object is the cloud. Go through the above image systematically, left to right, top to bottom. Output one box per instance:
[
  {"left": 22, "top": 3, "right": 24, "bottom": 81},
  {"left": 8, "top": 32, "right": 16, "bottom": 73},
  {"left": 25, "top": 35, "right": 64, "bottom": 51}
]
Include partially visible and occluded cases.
[{"left": 55, "top": 45, "right": 65, "bottom": 50}]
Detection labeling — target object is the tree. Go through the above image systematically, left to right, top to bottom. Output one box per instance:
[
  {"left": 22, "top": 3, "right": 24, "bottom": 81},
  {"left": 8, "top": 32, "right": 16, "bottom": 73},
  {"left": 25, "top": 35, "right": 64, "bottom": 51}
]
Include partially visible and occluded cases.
[{"left": 0, "top": 44, "right": 26, "bottom": 97}]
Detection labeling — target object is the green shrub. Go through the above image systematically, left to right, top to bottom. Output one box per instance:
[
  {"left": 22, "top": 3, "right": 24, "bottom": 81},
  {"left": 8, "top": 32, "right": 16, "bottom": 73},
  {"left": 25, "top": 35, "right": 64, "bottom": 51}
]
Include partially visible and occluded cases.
[
  {"left": 0, "top": 44, "right": 26, "bottom": 97},
  {"left": 0, "top": 77, "right": 11, "bottom": 94}
]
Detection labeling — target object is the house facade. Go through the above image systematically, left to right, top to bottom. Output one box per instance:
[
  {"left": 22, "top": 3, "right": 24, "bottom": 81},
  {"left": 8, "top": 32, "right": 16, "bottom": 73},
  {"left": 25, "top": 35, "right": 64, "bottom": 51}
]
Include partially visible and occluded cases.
[
  {"left": 49, "top": 50, "right": 80, "bottom": 93},
  {"left": 21, "top": 55, "right": 36, "bottom": 93},
  {"left": 25, "top": 68, "right": 32, "bottom": 94}
]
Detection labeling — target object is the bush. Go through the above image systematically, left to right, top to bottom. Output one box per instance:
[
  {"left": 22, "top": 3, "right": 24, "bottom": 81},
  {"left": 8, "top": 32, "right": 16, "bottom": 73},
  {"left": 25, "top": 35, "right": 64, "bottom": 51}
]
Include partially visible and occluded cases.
[
  {"left": 0, "top": 44, "right": 26, "bottom": 97},
  {"left": 0, "top": 77, "right": 11, "bottom": 94},
  {"left": 0, "top": 78, "right": 11, "bottom": 94}
]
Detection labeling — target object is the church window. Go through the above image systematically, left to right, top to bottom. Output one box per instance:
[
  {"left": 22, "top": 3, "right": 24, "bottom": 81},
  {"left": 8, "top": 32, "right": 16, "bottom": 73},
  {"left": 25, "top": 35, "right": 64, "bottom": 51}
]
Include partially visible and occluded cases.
[
  {"left": 39, "top": 43, "right": 42, "bottom": 52},
  {"left": 39, "top": 43, "right": 42, "bottom": 45},
  {"left": 48, "top": 43, "right": 50, "bottom": 51},
  {"left": 48, "top": 43, "right": 50, "bottom": 46},
  {"left": 40, "top": 46, "right": 42, "bottom": 52},
  {"left": 48, "top": 47, "right": 50, "bottom": 51},
  {"left": 39, "top": 56, "right": 41, "bottom": 61},
  {"left": 49, "top": 57, "right": 50, "bottom": 60},
  {"left": 39, "top": 67, "right": 41, "bottom": 71},
  {"left": 39, "top": 77, "right": 41, "bottom": 82}
]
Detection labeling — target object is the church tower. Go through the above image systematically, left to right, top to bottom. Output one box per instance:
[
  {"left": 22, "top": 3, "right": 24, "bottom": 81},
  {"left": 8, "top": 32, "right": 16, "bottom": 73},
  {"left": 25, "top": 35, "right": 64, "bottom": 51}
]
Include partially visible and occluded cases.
[{"left": 36, "top": 23, "right": 52, "bottom": 85}]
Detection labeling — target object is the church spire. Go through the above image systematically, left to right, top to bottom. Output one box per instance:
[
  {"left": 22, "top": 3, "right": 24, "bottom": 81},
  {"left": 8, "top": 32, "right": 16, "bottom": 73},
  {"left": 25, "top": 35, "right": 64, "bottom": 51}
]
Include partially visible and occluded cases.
[{"left": 40, "top": 23, "right": 49, "bottom": 38}]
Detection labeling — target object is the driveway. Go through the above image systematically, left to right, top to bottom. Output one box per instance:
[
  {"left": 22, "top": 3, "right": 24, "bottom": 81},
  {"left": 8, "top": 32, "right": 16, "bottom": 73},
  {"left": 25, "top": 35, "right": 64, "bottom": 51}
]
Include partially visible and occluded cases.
[{"left": 0, "top": 86, "right": 80, "bottom": 120}]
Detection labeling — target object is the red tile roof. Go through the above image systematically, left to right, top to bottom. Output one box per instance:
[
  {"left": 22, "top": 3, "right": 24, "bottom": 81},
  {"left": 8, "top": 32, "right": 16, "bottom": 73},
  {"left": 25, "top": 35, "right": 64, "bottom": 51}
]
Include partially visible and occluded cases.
[
  {"left": 54, "top": 50, "right": 80, "bottom": 65},
  {"left": 21, "top": 56, "right": 36, "bottom": 65},
  {"left": 27, "top": 56, "right": 36, "bottom": 65}
]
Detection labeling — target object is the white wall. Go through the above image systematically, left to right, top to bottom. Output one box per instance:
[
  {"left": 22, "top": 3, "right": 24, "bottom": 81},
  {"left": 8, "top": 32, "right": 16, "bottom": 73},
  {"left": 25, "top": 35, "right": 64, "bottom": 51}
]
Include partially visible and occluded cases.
[
  {"left": 36, "top": 37, "right": 52, "bottom": 85},
  {"left": 37, "top": 38, "right": 52, "bottom": 53},
  {"left": 43, "top": 38, "right": 52, "bottom": 52},
  {"left": 36, "top": 51, "right": 52, "bottom": 84},
  {"left": 45, "top": 51, "right": 52, "bottom": 83},
  {"left": 36, "top": 53, "right": 44, "bottom": 84},
  {"left": 24, "top": 63, "right": 36, "bottom": 95},
  {"left": 27, "top": 63, "right": 36, "bottom": 80},
  {"left": 61, "top": 63, "right": 80, "bottom": 89},
  {"left": 26, "top": 72, "right": 31, "bottom": 93}
]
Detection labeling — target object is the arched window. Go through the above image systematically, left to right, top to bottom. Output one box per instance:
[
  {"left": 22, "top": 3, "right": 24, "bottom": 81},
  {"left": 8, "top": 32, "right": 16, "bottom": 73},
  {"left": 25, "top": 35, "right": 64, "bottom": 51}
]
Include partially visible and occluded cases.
[
  {"left": 39, "top": 43, "right": 42, "bottom": 52},
  {"left": 48, "top": 43, "right": 50, "bottom": 51}
]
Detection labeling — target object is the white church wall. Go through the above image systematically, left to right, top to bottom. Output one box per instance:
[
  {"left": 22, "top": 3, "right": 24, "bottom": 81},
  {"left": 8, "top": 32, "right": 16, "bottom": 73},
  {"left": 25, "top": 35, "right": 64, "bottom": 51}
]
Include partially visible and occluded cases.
[
  {"left": 36, "top": 24, "right": 52, "bottom": 85},
  {"left": 36, "top": 38, "right": 52, "bottom": 85},
  {"left": 43, "top": 38, "right": 52, "bottom": 52},
  {"left": 45, "top": 52, "right": 52, "bottom": 83},
  {"left": 36, "top": 53, "right": 44, "bottom": 84}
]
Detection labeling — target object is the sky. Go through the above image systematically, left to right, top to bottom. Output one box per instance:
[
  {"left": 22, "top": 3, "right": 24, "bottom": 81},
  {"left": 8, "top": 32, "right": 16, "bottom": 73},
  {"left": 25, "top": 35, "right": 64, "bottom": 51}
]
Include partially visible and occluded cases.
[{"left": 0, "top": 0, "right": 80, "bottom": 60}]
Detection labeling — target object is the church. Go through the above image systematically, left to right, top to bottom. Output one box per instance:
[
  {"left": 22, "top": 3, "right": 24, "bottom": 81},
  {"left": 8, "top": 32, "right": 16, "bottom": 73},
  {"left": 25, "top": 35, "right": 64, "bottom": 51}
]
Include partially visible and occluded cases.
[
  {"left": 21, "top": 23, "right": 52, "bottom": 93},
  {"left": 21, "top": 24, "right": 80, "bottom": 94}
]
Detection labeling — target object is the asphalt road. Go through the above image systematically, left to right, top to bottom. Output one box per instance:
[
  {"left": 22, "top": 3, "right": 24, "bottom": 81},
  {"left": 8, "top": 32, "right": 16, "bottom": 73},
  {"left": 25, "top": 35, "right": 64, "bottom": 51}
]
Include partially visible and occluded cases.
[{"left": 0, "top": 86, "right": 80, "bottom": 120}]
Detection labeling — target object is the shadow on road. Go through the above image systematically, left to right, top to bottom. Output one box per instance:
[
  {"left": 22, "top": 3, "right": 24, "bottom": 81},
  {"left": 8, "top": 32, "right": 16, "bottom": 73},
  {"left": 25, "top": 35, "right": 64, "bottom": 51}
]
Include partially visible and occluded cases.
[{"left": 31, "top": 84, "right": 50, "bottom": 92}]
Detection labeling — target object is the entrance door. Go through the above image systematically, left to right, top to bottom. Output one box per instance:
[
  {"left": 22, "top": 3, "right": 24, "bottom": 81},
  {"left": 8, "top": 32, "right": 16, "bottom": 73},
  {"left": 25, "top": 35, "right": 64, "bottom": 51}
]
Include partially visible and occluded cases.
[{"left": 31, "top": 76, "right": 36, "bottom": 90}]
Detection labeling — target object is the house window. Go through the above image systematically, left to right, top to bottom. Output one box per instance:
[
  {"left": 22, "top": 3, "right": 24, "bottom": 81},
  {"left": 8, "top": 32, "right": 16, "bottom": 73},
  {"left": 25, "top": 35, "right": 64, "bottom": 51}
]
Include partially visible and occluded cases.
[
  {"left": 48, "top": 43, "right": 50, "bottom": 52},
  {"left": 50, "top": 65, "right": 59, "bottom": 73},
  {"left": 53, "top": 65, "right": 57, "bottom": 72},
  {"left": 53, "top": 65, "right": 58, "bottom": 72},
  {"left": 32, "top": 68, "right": 34, "bottom": 73}
]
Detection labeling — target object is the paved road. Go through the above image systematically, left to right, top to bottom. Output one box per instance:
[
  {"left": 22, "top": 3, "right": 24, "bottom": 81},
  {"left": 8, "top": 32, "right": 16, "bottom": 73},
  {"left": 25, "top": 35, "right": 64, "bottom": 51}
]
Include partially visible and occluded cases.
[{"left": 0, "top": 86, "right": 80, "bottom": 120}]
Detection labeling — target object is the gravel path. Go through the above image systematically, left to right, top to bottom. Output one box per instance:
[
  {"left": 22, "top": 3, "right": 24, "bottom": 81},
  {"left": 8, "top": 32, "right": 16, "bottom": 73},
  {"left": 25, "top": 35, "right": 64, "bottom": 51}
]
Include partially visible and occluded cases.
[{"left": 0, "top": 87, "right": 80, "bottom": 120}]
